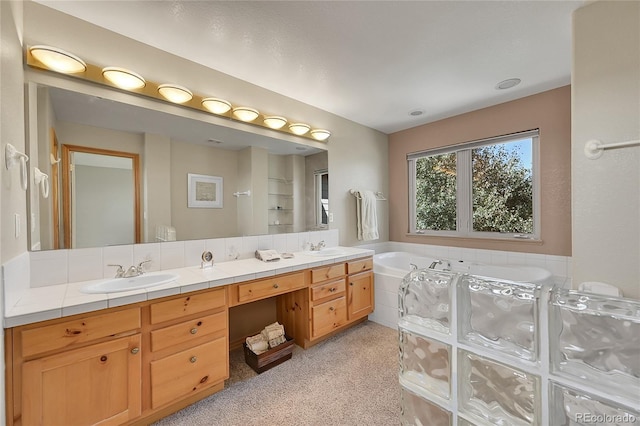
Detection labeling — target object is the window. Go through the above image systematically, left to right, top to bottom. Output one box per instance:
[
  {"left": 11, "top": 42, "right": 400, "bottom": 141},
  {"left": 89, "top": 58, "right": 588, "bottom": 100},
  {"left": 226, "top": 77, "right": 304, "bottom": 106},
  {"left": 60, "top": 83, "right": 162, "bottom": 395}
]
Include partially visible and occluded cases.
[
  {"left": 408, "top": 130, "right": 539, "bottom": 239},
  {"left": 314, "top": 169, "right": 329, "bottom": 228}
]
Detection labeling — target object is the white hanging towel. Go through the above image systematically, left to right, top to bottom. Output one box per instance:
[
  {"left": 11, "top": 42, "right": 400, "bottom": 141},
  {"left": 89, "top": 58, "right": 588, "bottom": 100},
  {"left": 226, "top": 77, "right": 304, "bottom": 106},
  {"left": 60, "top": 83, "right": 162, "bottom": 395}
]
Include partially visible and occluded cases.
[{"left": 356, "top": 190, "right": 379, "bottom": 241}]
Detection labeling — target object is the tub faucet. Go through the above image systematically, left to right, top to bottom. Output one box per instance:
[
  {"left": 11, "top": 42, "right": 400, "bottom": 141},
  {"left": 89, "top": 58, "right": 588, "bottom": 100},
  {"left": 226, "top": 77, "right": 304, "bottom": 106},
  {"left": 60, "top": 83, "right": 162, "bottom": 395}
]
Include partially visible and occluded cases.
[
  {"left": 428, "top": 260, "right": 442, "bottom": 269},
  {"left": 409, "top": 263, "right": 418, "bottom": 271}
]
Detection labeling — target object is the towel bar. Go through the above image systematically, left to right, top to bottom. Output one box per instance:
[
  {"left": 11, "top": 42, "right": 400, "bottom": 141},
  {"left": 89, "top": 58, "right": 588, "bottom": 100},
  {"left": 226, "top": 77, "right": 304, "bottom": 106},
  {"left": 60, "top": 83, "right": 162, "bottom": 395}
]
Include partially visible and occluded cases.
[{"left": 349, "top": 189, "right": 387, "bottom": 200}]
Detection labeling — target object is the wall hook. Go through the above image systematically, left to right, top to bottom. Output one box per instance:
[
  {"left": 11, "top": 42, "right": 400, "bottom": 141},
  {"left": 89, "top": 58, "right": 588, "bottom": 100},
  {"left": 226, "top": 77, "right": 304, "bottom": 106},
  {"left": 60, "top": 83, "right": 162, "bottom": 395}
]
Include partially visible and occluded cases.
[
  {"left": 4, "top": 143, "right": 29, "bottom": 190},
  {"left": 50, "top": 153, "right": 61, "bottom": 165},
  {"left": 34, "top": 167, "right": 50, "bottom": 198}
]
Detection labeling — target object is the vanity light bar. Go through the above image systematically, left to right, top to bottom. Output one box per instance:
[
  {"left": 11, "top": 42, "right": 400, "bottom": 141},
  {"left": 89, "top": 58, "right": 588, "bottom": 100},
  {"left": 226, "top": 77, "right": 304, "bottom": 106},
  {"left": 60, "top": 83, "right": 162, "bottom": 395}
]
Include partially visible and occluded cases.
[{"left": 25, "top": 44, "right": 331, "bottom": 142}]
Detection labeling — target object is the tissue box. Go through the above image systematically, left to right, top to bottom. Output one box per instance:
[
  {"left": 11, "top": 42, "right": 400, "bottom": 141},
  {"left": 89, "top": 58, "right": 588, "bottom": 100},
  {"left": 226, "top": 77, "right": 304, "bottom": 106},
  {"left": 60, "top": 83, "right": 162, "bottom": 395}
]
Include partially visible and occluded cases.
[{"left": 243, "top": 335, "right": 294, "bottom": 373}]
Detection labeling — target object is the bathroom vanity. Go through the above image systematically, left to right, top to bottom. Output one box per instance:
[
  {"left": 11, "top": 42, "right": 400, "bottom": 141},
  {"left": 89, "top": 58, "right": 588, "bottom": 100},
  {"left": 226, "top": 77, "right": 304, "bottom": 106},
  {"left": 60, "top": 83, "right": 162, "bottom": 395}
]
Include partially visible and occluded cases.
[{"left": 4, "top": 249, "right": 373, "bottom": 426}]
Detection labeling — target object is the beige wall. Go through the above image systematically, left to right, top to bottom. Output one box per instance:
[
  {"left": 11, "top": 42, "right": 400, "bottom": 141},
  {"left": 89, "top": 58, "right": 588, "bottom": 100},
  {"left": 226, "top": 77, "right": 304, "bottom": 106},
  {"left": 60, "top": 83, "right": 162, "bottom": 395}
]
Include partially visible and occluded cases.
[
  {"left": 1, "top": 0, "right": 25, "bottom": 419},
  {"left": 572, "top": 1, "right": 640, "bottom": 299},
  {"left": 389, "top": 86, "right": 572, "bottom": 256},
  {"left": 143, "top": 133, "right": 171, "bottom": 242},
  {"left": 170, "top": 140, "right": 239, "bottom": 240}
]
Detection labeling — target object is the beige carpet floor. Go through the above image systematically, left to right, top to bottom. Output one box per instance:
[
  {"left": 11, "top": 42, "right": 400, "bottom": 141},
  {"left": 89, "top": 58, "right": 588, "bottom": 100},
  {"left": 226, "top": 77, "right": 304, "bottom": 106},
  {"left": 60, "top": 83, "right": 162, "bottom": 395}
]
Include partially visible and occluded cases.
[{"left": 153, "top": 321, "right": 399, "bottom": 426}]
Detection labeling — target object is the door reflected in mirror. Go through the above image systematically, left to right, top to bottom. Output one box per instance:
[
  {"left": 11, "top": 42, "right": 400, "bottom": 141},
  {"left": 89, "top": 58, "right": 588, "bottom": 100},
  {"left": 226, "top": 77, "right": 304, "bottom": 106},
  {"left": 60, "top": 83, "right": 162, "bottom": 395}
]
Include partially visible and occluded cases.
[{"left": 62, "top": 145, "right": 140, "bottom": 249}]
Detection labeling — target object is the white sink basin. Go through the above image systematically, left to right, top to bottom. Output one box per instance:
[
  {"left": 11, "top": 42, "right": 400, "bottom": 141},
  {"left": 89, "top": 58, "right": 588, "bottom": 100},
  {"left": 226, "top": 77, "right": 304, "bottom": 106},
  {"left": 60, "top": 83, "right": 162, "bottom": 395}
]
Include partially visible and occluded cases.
[
  {"left": 305, "top": 247, "right": 347, "bottom": 257},
  {"left": 80, "top": 273, "right": 179, "bottom": 294}
]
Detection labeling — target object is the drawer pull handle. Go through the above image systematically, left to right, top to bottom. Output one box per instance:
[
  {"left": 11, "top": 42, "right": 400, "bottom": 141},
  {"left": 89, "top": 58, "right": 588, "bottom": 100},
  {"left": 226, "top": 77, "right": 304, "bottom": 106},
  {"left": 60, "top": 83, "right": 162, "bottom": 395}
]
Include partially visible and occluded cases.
[
  {"left": 349, "top": 282, "right": 354, "bottom": 286},
  {"left": 273, "top": 283, "right": 279, "bottom": 289},
  {"left": 329, "top": 287, "right": 336, "bottom": 292},
  {"left": 329, "top": 307, "right": 335, "bottom": 311},
  {"left": 190, "top": 328, "right": 198, "bottom": 335},
  {"left": 131, "top": 347, "right": 140, "bottom": 355},
  {"left": 190, "top": 356, "right": 197, "bottom": 363}
]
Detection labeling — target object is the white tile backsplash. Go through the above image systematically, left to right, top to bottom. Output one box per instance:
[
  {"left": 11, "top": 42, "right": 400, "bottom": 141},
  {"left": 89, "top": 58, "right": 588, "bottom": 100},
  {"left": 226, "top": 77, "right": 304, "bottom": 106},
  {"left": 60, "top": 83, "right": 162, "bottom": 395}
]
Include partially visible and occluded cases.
[
  {"left": 285, "top": 233, "right": 301, "bottom": 252},
  {"left": 272, "top": 234, "right": 288, "bottom": 253},
  {"left": 224, "top": 237, "right": 242, "bottom": 260},
  {"left": 204, "top": 238, "right": 226, "bottom": 263},
  {"left": 184, "top": 240, "right": 206, "bottom": 267},
  {"left": 160, "top": 241, "right": 185, "bottom": 269},
  {"left": 133, "top": 243, "right": 160, "bottom": 272},
  {"left": 68, "top": 248, "right": 103, "bottom": 283},
  {"left": 30, "top": 250, "right": 69, "bottom": 288},
  {"left": 3, "top": 251, "right": 31, "bottom": 310}
]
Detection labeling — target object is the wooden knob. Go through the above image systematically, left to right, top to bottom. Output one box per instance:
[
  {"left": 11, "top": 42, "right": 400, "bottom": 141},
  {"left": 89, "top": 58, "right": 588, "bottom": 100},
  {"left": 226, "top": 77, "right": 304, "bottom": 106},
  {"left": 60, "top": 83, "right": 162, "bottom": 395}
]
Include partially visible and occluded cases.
[
  {"left": 349, "top": 282, "right": 354, "bottom": 286},
  {"left": 273, "top": 283, "right": 279, "bottom": 289},
  {"left": 329, "top": 287, "right": 336, "bottom": 292},
  {"left": 329, "top": 307, "right": 335, "bottom": 311},
  {"left": 190, "top": 328, "right": 198, "bottom": 335},
  {"left": 130, "top": 347, "right": 140, "bottom": 355},
  {"left": 190, "top": 356, "right": 197, "bottom": 363}
]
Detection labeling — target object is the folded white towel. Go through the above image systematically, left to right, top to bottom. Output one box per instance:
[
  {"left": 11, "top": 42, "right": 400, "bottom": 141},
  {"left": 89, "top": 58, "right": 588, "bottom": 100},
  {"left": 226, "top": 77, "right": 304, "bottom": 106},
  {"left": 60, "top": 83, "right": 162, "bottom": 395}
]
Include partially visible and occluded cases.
[
  {"left": 356, "top": 190, "right": 379, "bottom": 241},
  {"left": 255, "top": 249, "right": 281, "bottom": 262},
  {"left": 246, "top": 333, "right": 269, "bottom": 354},
  {"left": 268, "top": 334, "right": 287, "bottom": 348}
]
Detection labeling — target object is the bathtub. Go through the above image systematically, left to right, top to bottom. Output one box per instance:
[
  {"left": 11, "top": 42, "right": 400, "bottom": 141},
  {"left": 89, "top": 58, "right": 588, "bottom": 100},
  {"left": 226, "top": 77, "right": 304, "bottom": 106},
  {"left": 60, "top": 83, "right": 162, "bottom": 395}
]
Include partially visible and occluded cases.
[{"left": 369, "top": 251, "right": 553, "bottom": 329}]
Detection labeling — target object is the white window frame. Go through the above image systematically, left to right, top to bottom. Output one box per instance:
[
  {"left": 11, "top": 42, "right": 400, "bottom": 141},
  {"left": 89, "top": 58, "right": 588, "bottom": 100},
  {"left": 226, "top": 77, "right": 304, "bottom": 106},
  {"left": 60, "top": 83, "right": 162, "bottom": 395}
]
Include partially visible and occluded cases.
[{"left": 408, "top": 129, "right": 540, "bottom": 240}]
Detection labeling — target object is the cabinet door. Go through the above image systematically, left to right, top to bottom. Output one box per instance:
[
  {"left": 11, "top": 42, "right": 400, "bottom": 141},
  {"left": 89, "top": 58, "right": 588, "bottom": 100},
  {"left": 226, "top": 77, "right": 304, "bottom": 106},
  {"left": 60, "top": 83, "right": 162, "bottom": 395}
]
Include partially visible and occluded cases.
[
  {"left": 347, "top": 271, "right": 374, "bottom": 320},
  {"left": 22, "top": 334, "right": 142, "bottom": 426}
]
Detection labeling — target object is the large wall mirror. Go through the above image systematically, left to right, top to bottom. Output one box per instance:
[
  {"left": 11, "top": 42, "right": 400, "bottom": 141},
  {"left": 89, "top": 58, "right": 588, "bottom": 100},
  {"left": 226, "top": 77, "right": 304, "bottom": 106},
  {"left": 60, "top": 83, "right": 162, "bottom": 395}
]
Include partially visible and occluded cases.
[{"left": 26, "top": 82, "right": 329, "bottom": 251}]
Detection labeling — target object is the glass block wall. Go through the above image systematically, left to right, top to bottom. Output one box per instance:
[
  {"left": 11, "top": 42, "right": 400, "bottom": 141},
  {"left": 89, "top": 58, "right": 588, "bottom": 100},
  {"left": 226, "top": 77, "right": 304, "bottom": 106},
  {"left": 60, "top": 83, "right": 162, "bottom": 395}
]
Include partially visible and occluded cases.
[{"left": 398, "top": 269, "right": 640, "bottom": 425}]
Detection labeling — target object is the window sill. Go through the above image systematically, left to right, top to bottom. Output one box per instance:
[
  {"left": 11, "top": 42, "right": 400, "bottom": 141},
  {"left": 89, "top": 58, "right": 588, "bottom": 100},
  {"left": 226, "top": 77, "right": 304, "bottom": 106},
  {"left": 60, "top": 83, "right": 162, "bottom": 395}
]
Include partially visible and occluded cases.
[{"left": 405, "top": 233, "right": 543, "bottom": 245}]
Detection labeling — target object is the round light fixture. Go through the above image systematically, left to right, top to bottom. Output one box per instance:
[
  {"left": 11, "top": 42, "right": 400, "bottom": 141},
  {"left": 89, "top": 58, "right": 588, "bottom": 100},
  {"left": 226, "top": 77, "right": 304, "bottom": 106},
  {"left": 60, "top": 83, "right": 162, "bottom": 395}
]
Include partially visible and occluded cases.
[
  {"left": 29, "top": 45, "right": 87, "bottom": 74},
  {"left": 102, "top": 67, "right": 146, "bottom": 90},
  {"left": 495, "top": 78, "right": 521, "bottom": 90},
  {"left": 158, "top": 84, "right": 193, "bottom": 104},
  {"left": 202, "top": 98, "right": 232, "bottom": 114},
  {"left": 232, "top": 107, "right": 259, "bottom": 122},
  {"left": 263, "top": 116, "right": 288, "bottom": 129},
  {"left": 289, "top": 123, "right": 310, "bottom": 136},
  {"left": 310, "top": 129, "right": 331, "bottom": 141}
]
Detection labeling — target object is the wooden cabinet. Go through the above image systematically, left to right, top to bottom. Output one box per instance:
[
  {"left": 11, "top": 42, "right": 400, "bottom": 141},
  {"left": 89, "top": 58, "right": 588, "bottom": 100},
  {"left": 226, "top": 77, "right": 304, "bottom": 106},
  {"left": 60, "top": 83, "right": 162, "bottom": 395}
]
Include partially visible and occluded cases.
[
  {"left": 6, "top": 256, "right": 372, "bottom": 425},
  {"left": 279, "top": 256, "right": 374, "bottom": 348},
  {"left": 347, "top": 270, "right": 374, "bottom": 320},
  {"left": 229, "top": 271, "right": 306, "bottom": 306},
  {"left": 147, "top": 288, "right": 229, "bottom": 411},
  {"left": 9, "top": 307, "right": 142, "bottom": 426},
  {"left": 22, "top": 334, "right": 142, "bottom": 426},
  {"left": 150, "top": 336, "right": 227, "bottom": 408}
]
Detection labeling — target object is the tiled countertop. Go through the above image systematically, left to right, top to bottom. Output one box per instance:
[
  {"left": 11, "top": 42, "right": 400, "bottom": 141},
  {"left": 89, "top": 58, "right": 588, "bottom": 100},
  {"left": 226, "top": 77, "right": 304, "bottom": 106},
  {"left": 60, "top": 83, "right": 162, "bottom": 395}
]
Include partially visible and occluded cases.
[{"left": 4, "top": 247, "right": 374, "bottom": 328}]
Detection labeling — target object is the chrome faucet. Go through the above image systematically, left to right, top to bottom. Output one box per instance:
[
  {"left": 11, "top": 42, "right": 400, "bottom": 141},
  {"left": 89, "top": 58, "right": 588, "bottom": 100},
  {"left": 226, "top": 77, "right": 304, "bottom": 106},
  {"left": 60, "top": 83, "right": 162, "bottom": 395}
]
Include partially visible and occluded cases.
[
  {"left": 309, "top": 240, "right": 326, "bottom": 251},
  {"left": 428, "top": 259, "right": 451, "bottom": 271},
  {"left": 108, "top": 260, "right": 151, "bottom": 278},
  {"left": 428, "top": 260, "right": 442, "bottom": 269}
]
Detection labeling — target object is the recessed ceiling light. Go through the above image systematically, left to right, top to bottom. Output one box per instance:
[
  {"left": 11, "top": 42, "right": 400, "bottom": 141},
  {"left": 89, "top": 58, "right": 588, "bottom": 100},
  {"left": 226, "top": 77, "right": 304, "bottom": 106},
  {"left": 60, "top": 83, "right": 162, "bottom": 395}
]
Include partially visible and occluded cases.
[
  {"left": 495, "top": 78, "right": 521, "bottom": 90},
  {"left": 409, "top": 109, "right": 425, "bottom": 117},
  {"left": 207, "top": 139, "right": 223, "bottom": 144},
  {"left": 295, "top": 147, "right": 307, "bottom": 151}
]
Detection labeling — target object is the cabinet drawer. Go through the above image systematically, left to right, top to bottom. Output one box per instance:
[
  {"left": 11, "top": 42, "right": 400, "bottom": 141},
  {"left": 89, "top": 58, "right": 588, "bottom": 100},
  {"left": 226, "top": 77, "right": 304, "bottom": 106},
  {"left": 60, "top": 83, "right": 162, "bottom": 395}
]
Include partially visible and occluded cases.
[
  {"left": 347, "top": 257, "right": 373, "bottom": 274},
  {"left": 311, "top": 264, "right": 346, "bottom": 284},
  {"left": 237, "top": 272, "right": 305, "bottom": 303},
  {"left": 311, "top": 278, "right": 346, "bottom": 302},
  {"left": 150, "top": 287, "right": 226, "bottom": 324},
  {"left": 311, "top": 296, "right": 347, "bottom": 338},
  {"left": 21, "top": 308, "right": 140, "bottom": 358},
  {"left": 151, "top": 311, "right": 227, "bottom": 352},
  {"left": 150, "top": 336, "right": 228, "bottom": 408}
]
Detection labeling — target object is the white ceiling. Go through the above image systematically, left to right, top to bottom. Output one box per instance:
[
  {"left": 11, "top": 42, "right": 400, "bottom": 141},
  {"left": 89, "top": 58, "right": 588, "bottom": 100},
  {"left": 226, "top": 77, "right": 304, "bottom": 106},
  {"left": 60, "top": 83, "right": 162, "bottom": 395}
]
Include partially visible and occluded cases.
[{"left": 35, "top": 0, "right": 586, "bottom": 135}]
